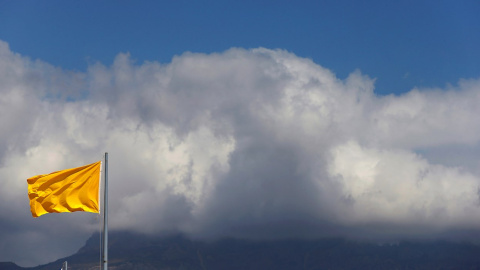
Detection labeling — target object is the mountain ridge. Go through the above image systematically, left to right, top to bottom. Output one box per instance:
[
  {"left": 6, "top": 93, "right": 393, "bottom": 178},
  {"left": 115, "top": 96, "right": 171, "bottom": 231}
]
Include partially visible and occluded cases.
[{"left": 4, "top": 231, "right": 480, "bottom": 270}]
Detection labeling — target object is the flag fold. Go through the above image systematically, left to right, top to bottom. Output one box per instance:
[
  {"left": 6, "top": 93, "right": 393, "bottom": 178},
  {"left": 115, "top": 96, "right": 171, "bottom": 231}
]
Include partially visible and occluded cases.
[{"left": 27, "top": 161, "right": 101, "bottom": 218}]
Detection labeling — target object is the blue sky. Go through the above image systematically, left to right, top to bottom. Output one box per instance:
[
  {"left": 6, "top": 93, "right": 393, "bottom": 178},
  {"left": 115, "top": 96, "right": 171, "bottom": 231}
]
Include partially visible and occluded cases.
[
  {"left": 1, "top": 0, "right": 479, "bottom": 95},
  {"left": 2, "top": 1, "right": 480, "bottom": 267}
]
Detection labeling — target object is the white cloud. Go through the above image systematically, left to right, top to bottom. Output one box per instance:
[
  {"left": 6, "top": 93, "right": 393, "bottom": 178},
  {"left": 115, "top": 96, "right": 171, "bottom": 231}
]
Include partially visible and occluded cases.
[
  {"left": 1, "top": 40, "right": 480, "bottom": 266},
  {"left": 329, "top": 141, "right": 480, "bottom": 229}
]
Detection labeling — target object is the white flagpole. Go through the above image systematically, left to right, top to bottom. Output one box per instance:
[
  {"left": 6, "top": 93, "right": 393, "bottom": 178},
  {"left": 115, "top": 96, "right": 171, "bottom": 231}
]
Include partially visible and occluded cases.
[{"left": 103, "top": 152, "right": 108, "bottom": 270}]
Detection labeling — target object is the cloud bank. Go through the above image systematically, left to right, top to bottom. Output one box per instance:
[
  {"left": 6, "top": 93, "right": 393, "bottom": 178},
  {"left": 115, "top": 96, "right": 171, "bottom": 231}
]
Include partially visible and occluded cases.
[{"left": 1, "top": 40, "right": 480, "bottom": 266}]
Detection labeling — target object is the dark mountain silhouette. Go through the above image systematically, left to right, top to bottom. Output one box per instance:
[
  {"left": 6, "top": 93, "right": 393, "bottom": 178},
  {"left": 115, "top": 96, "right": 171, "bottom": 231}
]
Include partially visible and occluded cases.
[{"left": 3, "top": 231, "right": 480, "bottom": 270}]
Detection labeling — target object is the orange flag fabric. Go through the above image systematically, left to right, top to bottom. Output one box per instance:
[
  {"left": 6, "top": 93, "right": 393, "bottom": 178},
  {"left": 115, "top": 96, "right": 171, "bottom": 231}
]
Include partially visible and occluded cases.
[{"left": 27, "top": 161, "right": 101, "bottom": 218}]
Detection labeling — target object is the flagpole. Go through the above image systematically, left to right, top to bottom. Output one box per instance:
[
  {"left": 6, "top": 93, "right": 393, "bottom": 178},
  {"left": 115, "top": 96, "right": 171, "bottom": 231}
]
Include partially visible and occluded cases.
[{"left": 103, "top": 152, "right": 108, "bottom": 270}]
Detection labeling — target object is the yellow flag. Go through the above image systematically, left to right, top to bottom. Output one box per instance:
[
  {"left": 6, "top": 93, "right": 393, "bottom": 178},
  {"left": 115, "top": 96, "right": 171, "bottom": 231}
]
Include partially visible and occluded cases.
[{"left": 27, "top": 161, "right": 101, "bottom": 218}]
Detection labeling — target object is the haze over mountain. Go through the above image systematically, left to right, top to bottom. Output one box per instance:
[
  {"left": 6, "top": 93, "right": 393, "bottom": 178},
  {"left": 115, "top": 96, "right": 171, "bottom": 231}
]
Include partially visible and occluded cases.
[{"left": 4, "top": 231, "right": 480, "bottom": 270}]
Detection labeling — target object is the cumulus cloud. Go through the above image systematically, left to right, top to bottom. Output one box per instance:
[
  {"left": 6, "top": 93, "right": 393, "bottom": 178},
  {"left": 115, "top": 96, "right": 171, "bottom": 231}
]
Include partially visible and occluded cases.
[{"left": 1, "top": 40, "right": 480, "bottom": 266}]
